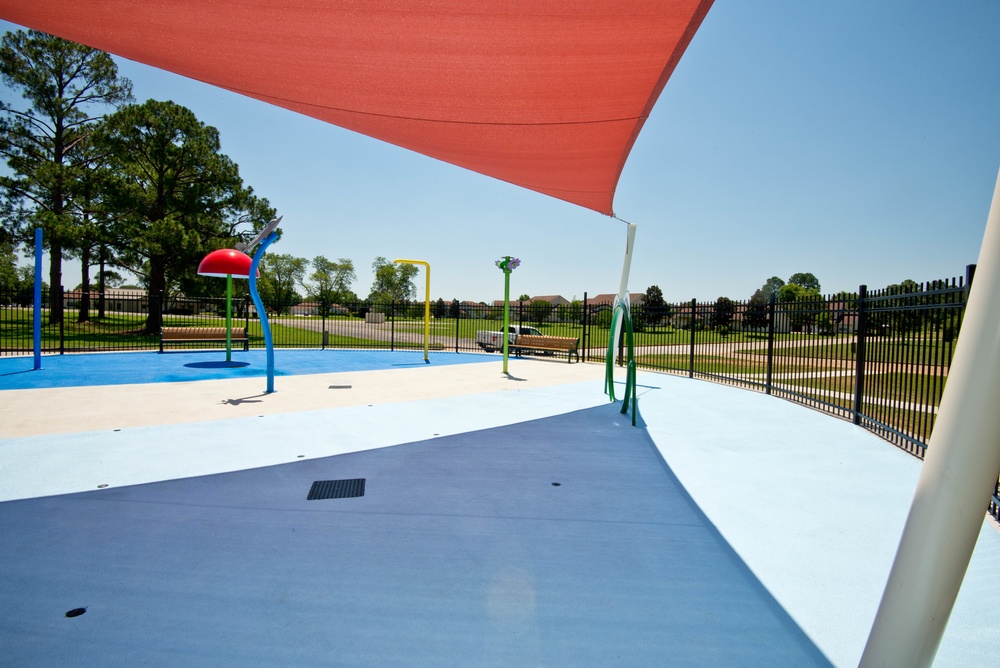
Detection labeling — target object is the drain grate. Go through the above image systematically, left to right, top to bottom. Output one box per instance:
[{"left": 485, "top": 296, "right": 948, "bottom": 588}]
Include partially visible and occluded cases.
[
  {"left": 328, "top": 385, "right": 352, "bottom": 389},
  {"left": 307, "top": 478, "right": 366, "bottom": 500}
]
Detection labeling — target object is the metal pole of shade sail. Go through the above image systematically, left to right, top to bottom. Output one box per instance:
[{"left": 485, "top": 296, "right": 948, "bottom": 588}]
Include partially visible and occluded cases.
[{"left": 861, "top": 167, "right": 1000, "bottom": 667}]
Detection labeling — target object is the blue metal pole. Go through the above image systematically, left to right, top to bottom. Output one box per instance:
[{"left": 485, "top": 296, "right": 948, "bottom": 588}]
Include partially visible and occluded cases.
[
  {"left": 33, "top": 228, "right": 42, "bottom": 370},
  {"left": 248, "top": 231, "right": 279, "bottom": 393}
]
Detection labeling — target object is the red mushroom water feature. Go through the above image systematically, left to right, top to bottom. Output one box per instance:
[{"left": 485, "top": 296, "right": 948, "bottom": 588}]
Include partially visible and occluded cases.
[{"left": 197, "top": 249, "right": 258, "bottom": 362}]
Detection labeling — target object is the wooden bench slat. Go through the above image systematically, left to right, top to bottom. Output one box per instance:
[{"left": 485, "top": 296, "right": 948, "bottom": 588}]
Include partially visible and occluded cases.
[
  {"left": 159, "top": 326, "right": 249, "bottom": 352},
  {"left": 162, "top": 327, "right": 246, "bottom": 339},
  {"left": 512, "top": 335, "right": 580, "bottom": 363}
]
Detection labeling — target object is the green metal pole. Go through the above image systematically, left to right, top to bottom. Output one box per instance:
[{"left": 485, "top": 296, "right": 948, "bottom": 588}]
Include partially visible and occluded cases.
[
  {"left": 495, "top": 256, "right": 519, "bottom": 374},
  {"left": 502, "top": 268, "right": 511, "bottom": 373},
  {"left": 225, "top": 274, "right": 233, "bottom": 362}
]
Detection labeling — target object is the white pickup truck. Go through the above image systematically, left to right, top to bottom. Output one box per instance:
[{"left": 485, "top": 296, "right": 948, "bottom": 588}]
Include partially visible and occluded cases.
[{"left": 475, "top": 325, "right": 543, "bottom": 352}]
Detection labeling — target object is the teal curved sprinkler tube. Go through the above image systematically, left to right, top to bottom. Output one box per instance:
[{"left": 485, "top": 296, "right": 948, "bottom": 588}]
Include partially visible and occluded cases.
[
  {"left": 605, "top": 223, "right": 638, "bottom": 425},
  {"left": 604, "top": 298, "right": 637, "bottom": 426}
]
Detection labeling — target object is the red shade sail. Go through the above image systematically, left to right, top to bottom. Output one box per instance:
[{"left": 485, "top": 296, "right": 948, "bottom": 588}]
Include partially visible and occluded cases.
[
  {"left": 0, "top": 1, "right": 713, "bottom": 215},
  {"left": 197, "top": 249, "right": 256, "bottom": 279}
]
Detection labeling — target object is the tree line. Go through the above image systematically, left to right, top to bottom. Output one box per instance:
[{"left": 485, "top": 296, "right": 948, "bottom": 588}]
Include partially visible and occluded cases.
[
  {"left": 0, "top": 30, "right": 280, "bottom": 332},
  {"left": 0, "top": 30, "right": 456, "bottom": 330},
  {"left": 252, "top": 255, "right": 419, "bottom": 317},
  {"left": 636, "top": 271, "right": 934, "bottom": 336},
  {"left": 632, "top": 273, "right": 825, "bottom": 333}
]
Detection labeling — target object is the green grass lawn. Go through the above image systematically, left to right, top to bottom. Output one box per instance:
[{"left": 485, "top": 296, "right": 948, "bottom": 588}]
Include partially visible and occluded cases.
[
  {"left": 1, "top": 308, "right": 157, "bottom": 350},
  {"left": 751, "top": 336, "right": 955, "bottom": 367},
  {"left": 636, "top": 352, "right": 846, "bottom": 377},
  {"left": 636, "top": 353, "right": 768, "bottom": 375},
  {"left": 861, "top": 371, "right": 947, "bottom": 405},
  {"left": 789, "top": 388, "right": 937, "bottom": 445}
]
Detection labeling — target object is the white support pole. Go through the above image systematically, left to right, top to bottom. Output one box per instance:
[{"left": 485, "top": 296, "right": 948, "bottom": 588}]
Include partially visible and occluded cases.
[
  {"left": 861, "top": 167, "right": 1000, "bottom": 667},
  {"left": 617, "top": 223, "right": 637, "bottom": 303},
  {"left": 609, "top": 224, "right": 637, "bottom": 357}
]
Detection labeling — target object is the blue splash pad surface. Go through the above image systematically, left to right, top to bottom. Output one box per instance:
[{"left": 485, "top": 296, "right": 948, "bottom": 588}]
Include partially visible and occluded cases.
[
  {"left": 0, "top": 349, "right": 495, "bottom": 389},
  {"left": 0, "top": 403, "right": 831, "bottom": 666}
]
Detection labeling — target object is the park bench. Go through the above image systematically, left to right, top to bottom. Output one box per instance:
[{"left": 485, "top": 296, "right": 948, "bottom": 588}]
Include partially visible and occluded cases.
[
  {"left": 159, "top": 326, "right": 249, "bottom": 352},
  {"left": 512, "top": 334, "right": 580, "bottom": 363}
]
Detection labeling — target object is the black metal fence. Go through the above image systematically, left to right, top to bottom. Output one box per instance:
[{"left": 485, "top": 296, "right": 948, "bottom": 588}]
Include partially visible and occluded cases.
[
  {"left": 609, "top": 268, "right": 973, "bottom": 460},
  {"left": 3, "top": 269, "right": 999, "bottom": 524},
  {"left": 0, "top": 290, "right": 597, "bottom": 355}
]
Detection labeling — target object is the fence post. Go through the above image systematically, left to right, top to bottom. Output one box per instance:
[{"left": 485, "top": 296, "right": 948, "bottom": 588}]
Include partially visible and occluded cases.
[
  {"left": 964, "top": 263, "right": 976, "bottom": 298},
  {"left": 853, "top": 285, "right": 869, "bottom": 425},
  {"left": 59, "top": 286, "right": 65, "bottom": 355},
  {"left": 156, "top": 292, "right": 163, "bottom": 353},
  {"left": 582, "top": 292, "right": 589, "bottom": 362},
  {"left": 765, "top": 292, "right": 776, "bottom": 394},
  {"left": 244, "top": 295, "right": 250, "bottom": 346},
  {"left": 688, "top": 298, "right": 696, "bottom": 378},
  {"left": 390, "top": 301, "right": 395, "bottom": 351},
  {"left": 454, "top": 310, "right": 459, "bottom": 353},
  {"left": 321, "top": 311, "right": 327, "bottom": 350}
]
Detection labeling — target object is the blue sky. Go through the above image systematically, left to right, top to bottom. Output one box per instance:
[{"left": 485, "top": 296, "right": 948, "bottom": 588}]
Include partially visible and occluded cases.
[{"left": 4, "top": 1, "right": 1000, "bottom": 304}]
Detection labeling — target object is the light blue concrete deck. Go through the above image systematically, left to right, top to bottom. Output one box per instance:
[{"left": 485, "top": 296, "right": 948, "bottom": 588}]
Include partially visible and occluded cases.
[
  {"left": 0, "top": 352, "right": 996, "bottom": 666},
  {"left": 636, "top": 374, "right": 1000, "bottom": 666}
]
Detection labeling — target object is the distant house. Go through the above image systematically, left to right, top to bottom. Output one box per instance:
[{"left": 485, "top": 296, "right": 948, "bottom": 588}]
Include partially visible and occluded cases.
[
  {"left": 64, "top": 288, "right": 149, "bottom": 314},
  {"left": 587, "top": 293, "right": 645, "bottom": 308},
  {"left": 529, "top": 295, "right": 570, "bottom": 308},
  {"left": 487, "top": 296, "right": 570, "bottom": 322},
  {"left": 490, "top": 297, "right": 542, "bottom": 307},
  {"left": 442, "top": 299, "right": 485, "bottom": 318},
  {"left": 454, "top": 300, "right": 483, "bottom": 318},
  {"left": 458, "top": 300, "right": 487, "bottom": 318},
  {"left": 829, "top": 300, "right": 858, "bottom": 333},
  {"left": 290, "top": 301, "right": 320, "bottom": 316},
  {"left": 666, "top": 301, "right": 795, "bottom": 333},
  {"left": 725, "top": 301, "right": 792, "bottom": 334},
  {"left": 246, "top": 302, "right": 275, "bottom": 317},
  {"left": 291, "top": 302, "right": 350, "bottom": 316},
  {"left": 670, "top": 303, "right": 711, "bottom": 330},
  {"left": 669, "top": 311, "right": 699, "bottom": 330}
]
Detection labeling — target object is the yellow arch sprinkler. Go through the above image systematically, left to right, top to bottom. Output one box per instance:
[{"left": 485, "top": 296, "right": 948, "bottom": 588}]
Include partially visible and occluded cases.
[{"left": 394, "top": 259, "right": 431, "bottom": 362}]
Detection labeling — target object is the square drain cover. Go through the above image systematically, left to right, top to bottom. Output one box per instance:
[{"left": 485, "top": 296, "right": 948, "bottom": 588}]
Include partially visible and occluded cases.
[{"left": 307, "top": 478, "right": 366, "bottom": 500}]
